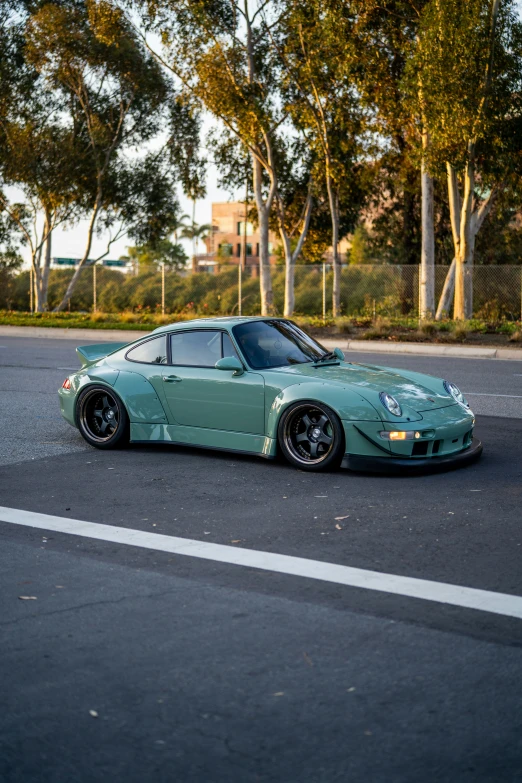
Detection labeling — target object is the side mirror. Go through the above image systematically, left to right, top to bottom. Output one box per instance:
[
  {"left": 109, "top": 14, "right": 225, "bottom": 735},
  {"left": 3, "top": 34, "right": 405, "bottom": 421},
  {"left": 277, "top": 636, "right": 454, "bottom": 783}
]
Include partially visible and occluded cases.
[
  {"left": 333, "top": 347, "right": 345, "bottom": 360},
  {"left": 215, "top": 356, "right": 244, "bottom": 376}
]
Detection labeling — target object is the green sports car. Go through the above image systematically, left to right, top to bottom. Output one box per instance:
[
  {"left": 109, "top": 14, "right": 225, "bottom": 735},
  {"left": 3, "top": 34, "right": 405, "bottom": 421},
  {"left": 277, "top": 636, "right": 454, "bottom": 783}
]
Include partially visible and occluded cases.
[{"left": 58, "top": 316, "right": 482, "bottom": 472}]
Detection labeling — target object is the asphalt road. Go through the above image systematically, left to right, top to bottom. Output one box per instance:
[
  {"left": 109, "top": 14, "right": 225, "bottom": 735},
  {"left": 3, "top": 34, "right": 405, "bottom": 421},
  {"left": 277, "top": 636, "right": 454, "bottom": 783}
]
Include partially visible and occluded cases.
[{"left": 1, "top": 336, "right": 521, "bottom": 783}]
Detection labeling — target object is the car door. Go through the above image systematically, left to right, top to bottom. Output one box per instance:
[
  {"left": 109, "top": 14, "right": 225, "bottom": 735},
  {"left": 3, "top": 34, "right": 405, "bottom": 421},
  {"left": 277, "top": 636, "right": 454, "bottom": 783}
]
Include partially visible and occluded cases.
[{"left": 161, "top": 329, "right": 265, "bottom": 435}]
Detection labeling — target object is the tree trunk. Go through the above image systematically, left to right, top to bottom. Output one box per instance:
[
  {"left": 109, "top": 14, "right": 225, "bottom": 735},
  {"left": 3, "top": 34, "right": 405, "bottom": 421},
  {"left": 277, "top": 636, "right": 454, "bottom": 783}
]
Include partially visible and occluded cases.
[
  {"left": 419, "top": 131, "right": 435, "bottom": 319},
  {"left": 454, "top": 149, "right": 475, "bottom": 320},
  {"left": 252, "top": 155, "right": 273, "bottom": 315},
  {"left": 326, "top": 176, "right": 341, "bottom": 317},
  {"left": 278, "top": 189, "right": 313, "bottom": 318},
  {"left": 54, "top": 198, "right": 101, "bottom": 311},
  {"left": 192, "top": 199, "right": 197, "bottom": 268},
  {"left": 258, "top": 205, "right": 273, "bottom": 315},
  {"left": 40, "top": 209, "right": 53, "bottom": 310},
  {"left": 464, "top": 232, "right": 476, "bottom": 319},
  {"left": 284, "top": 258, "right": 295, "bottom": 318},
  {"left": 435, "top": 259, "right": 455, "bottom": 320},
  {"left": 454, "top": 260, "right": 465, "bottom": 321},
  {"left": 34, "top": 262, "right": 44, "bottom": 313}
]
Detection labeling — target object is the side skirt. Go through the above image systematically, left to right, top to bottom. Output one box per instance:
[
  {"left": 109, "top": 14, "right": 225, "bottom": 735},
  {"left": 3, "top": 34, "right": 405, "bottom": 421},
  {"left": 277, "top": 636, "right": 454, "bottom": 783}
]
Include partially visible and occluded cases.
[{"left": 130, "top": 422, "right": 277, "bottom": 459}]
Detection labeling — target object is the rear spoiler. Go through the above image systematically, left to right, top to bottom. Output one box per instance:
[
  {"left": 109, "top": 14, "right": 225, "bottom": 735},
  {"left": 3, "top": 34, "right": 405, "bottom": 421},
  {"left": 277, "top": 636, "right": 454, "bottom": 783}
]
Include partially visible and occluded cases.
[{"left": 76, "top": 342, "right": 129, "bottom": 368}]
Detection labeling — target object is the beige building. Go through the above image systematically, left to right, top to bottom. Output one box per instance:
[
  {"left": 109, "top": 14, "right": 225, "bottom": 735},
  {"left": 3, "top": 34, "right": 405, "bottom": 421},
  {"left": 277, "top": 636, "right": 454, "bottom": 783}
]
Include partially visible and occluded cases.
[{"left": 199, "top": 202, "right": 278, "bottom": 272}]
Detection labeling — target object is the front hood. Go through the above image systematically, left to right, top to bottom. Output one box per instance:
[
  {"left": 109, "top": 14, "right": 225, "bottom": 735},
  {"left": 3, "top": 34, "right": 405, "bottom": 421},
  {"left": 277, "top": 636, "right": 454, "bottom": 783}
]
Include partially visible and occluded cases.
[{"left": 271, "top": 361, "right": 452, "bottom": 412}]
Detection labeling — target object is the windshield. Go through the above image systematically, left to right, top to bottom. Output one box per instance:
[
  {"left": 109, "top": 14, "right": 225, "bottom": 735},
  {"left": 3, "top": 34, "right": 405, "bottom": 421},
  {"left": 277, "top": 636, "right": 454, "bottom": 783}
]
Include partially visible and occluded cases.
[{"left": 233, "top": 320, "right": 327, "bottom": 369}]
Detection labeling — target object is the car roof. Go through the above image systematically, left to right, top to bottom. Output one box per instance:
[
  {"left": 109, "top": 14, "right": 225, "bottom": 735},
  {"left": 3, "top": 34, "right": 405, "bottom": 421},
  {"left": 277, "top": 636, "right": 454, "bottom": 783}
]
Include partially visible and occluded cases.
[{"left": 152, "top": 316, "right": 282, "bottom": 334}]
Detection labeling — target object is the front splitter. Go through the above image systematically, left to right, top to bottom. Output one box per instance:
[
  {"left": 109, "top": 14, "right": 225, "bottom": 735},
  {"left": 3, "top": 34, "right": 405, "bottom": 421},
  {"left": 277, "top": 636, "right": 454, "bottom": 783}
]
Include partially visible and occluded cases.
[{"left": 342, "top": 437, "right": 483, "bottom": 475}]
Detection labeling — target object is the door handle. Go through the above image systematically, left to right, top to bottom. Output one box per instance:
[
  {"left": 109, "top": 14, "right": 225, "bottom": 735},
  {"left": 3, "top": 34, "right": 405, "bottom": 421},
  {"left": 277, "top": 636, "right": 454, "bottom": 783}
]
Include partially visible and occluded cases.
[{"left": 162, "top": 375, "right": 182, "bottom": 383}]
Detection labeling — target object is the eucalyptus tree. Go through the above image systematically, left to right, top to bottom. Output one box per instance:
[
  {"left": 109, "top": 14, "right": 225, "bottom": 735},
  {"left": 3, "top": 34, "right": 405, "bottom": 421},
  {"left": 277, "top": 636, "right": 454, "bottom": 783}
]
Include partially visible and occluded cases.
[
  {"left": 24, "top": 0, "right": 175, "bottom": 310},
  {"left": 137, "top": 0, "right": 319, "bottom": 315},
  {"left": 275, "top": 0, "right": 370, "bottom": 316},
  {"left": 347, "top": 0, "right": 437, "bottom": 320},
  {"left": 412, "top": 0, "right": 522, "bottom": 320},
  {"left": 0, "top": 1, "right": 80, "bottom": 311},
  {"left": 167, "top": 94, "right": 207, "bottom": 253},
  {"left": 0, "top": 120, "right": 87, "bottom": 311},
  {"left": 209, "top": 123, "right": 317, "bottom": 314},
  {"left": 268, "top": 136, "right": 314, "bottom": 316}
]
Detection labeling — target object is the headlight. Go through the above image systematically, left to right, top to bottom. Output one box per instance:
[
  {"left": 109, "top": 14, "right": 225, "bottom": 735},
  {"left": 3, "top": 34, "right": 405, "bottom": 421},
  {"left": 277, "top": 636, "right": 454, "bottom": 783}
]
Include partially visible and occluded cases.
[
  {"left": 443, "top": 380, "right": 468, "bottom": 406},
  {"left": 379, "top": 392, "right": 402, "bottom": 417}
]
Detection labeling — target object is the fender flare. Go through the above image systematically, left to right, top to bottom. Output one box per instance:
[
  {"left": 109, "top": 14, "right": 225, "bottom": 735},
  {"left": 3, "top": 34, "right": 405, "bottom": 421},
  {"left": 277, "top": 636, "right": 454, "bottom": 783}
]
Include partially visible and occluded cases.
[
  {"left": 73, "top": 378, "right": 128, "bottom": 428},
  {"left": 266, "top": 381, "right": 382, "bottom": 441}
]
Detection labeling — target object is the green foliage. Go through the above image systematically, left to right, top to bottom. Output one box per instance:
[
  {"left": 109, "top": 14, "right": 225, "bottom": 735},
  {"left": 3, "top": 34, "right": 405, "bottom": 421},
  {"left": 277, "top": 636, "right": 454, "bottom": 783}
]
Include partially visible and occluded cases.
[
  {"left": 409, "top": 0, "right": 522, "bottom": 178},
  {"left": 167, "top": 96, "right": 207, "bottom": 202},
  {"left": 475, "top": 197, "right": 522, "bottom": 265},
  {"left": 181, "top": 222, "right": 212, "bottom": 246},
  {"left": 349, "top": 226, "right": 373, "bottom": 264},
  {"left": 126, "top": 240, "right": 188, "bottom": 271},
  {"left": 0, "top": 249, "right": 24, "bottom": 309}
]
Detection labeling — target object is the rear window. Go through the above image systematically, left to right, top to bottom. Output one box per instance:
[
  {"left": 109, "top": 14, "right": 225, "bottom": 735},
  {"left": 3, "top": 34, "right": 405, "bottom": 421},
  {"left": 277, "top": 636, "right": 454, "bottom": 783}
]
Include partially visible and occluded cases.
[{"left": 126, "top": 335, "right": 167, "bottom": 365}]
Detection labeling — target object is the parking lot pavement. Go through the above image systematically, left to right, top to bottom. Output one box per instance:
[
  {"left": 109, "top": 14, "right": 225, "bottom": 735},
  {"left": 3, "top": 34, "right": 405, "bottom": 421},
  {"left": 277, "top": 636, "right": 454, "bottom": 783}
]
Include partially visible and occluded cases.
[{"left": 1, "top": 335, "right": 522, "bottom": 782}]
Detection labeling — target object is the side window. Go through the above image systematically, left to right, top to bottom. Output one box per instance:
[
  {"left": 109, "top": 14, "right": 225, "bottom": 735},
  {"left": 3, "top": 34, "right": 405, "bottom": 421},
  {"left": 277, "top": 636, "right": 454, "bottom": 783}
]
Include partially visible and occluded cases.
[
  {"left": 170, "top": 330, "right": 222, "bottom": 367},
  {"left": 222, "top": 332, "right": 240, "bottom": 360},
  {"left": 126, "top": 335, "right": 167, "bottom": 365}
]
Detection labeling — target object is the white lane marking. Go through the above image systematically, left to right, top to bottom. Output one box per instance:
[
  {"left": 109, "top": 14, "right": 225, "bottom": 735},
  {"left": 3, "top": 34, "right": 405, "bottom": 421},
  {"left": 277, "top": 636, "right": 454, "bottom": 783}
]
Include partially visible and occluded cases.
[
  {"left": 57, "top": 367, "right": 79, "bottom": 371},
  {"left": 464, "top": 392, "right": 522, "bottom": 399},
  {"left": 1, "top": 506, "right": 522, "bottom": 620}
]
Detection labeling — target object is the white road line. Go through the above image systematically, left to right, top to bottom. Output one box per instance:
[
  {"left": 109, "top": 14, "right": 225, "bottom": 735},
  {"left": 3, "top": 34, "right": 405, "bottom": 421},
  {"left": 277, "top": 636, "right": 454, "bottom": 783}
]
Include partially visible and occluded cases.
[
  {"left": 464, "top": 392, "right": 522, "bottom": 399},
  {"left": 1, "top": 506, "right": 522, "bottom": 620}
]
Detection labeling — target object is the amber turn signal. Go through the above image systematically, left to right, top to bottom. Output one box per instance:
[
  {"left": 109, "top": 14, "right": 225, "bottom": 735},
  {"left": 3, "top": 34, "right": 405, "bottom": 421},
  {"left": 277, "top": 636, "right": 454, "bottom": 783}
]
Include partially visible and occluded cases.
[{"left": 379, "top": 430, "right": 421, "bottom": 441}]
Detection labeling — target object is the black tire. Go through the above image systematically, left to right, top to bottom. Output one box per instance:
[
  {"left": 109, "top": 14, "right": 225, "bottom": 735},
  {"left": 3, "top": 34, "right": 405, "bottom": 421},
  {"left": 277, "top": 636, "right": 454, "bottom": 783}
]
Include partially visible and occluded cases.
[
  {"left": 76, "top": 385, "right": 129, "bottom": 450},
  {"left": 277, "top": 401, "right": 344, "bottom": 471}
]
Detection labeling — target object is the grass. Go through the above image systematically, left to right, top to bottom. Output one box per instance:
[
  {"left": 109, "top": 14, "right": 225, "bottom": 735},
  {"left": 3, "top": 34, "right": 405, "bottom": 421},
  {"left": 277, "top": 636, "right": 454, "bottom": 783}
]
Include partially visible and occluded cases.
[
  {"left": 0, "top": 310, "right": 197, "bottom": 331},
  {"left": 0, "top": 311, "right": 521, "bottom": 346}
]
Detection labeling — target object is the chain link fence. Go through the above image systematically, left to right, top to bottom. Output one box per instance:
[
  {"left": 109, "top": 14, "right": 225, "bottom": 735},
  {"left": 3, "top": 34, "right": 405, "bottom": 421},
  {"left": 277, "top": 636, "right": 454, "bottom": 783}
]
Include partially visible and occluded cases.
[
  {"left": 4, "top": 264, "right": 522, "bottom": 320},
  {"left": 434, "top": 264, "right": 522, "bottom": 321}
]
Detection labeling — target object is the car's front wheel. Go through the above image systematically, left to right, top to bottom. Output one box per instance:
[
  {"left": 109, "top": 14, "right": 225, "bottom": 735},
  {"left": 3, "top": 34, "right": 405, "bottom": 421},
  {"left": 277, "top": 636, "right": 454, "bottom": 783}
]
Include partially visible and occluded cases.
[
  {"left": 77, "top": 385, "right": 129, "bottom": 449},
  {"left": 278, "top": 401, "right": 344, "bottom": 471}
]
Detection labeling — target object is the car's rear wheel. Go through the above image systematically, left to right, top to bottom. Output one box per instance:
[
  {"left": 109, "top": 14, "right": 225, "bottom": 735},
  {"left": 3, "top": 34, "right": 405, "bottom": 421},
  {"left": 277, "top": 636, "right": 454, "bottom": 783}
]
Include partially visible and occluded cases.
[
  {"left": 77, "top": 385, "right": 129, "bottom": 449},
  {"left": 278, "top": 401, "right": 344, "bottom": 471}
]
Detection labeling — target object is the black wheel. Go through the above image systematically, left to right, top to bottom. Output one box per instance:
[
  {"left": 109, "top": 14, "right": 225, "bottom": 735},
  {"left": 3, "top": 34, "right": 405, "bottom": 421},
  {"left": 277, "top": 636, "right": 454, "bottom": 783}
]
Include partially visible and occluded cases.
[
  {"left": 76, "top": 385, "right": 129, "bottom": 449},
  {"left": 278, "top": 401, "right": 344, "bottom": 471}
]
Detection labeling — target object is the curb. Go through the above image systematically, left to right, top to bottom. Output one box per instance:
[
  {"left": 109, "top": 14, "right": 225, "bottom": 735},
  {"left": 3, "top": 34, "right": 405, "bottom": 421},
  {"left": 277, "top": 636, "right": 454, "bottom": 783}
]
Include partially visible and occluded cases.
[
  {"left": 1, "top": 324, "right": 521, "bottom": 361},
  {"left": 0, "top": 325, "right": 149, "bottom": 342},
  {"left": 321, "top": 338, "right": 522, "bottom": 361}
]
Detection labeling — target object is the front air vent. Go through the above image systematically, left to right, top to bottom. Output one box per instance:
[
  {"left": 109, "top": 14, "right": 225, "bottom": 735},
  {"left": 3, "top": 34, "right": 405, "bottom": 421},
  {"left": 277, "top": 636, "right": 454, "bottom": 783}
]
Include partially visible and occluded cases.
[
  {"left": 432, "top": 439, "right": 442, "bottom": 455},
  {"left": 412, "top": 441, "right": 429, "bottom": 457}
]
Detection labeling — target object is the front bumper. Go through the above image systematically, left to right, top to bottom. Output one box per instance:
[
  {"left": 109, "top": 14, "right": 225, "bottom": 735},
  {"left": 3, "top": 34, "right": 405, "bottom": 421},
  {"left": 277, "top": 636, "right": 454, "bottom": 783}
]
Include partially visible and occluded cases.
[{"left": 342, "top": 437, "right": 483, "bottom": 474}]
